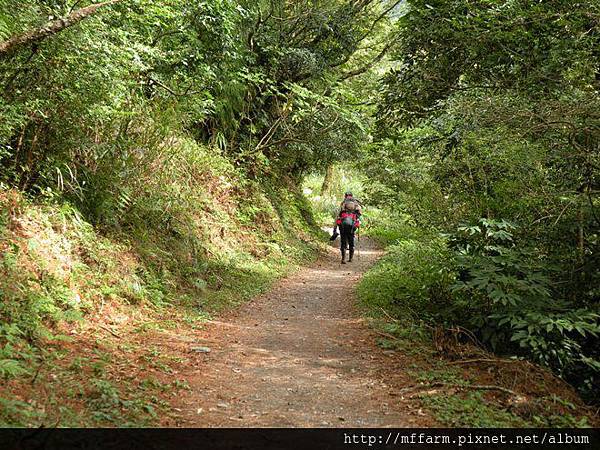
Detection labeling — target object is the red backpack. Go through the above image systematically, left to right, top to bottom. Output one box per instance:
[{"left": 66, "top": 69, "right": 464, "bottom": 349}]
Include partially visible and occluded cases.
[{"left": 337, "top": 211, "right": 360, "bottom": 228}]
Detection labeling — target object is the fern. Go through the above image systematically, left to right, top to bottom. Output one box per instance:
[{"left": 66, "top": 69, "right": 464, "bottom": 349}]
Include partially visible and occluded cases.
[{"left": 0, "top": 359, "right": 29, "bottom": 379}]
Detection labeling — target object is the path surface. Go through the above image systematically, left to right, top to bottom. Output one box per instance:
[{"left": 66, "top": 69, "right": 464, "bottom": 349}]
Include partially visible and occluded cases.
[{"left": 168, "top": 237, "right": 434, "bottom": 427}]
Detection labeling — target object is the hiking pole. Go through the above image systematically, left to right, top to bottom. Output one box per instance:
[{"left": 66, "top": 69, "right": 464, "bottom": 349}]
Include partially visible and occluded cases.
[{"left": 356, "top": 226, "right": 360, "bottom": 260}]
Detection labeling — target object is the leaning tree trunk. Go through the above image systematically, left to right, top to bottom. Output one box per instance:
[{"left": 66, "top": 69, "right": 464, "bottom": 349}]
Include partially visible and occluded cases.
[
  {"left": 0, "top": 0, "right": 123, "bottom": 56},
  {"left": 320, "top": 164, "right": 334, "bottom": 196},
  {"left": 578, "top": 189, "right": 586, "bottom": 265}
]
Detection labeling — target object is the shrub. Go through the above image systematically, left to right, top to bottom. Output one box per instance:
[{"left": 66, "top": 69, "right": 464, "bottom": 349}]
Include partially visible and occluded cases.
[
  {"left": 450, "top": 219, "right": 600, "bottom": 401},
  {"left": 357, "top": 229, "right": 456, "bottom": 323}
]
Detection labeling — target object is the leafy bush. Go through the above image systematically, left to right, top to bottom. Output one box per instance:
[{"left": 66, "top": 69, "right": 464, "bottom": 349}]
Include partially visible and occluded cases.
[
  {"left": 362, "top": 212, "right": 417, "bottom": 246},
  {"left": 360, "top": 217, "right": 600, "bottom": 402},
  {"left": 450, "top": 219, "right": 600, "bottom": 400},
  {"left": 358, "top": 228, "right": 455, "bottom": 323}
]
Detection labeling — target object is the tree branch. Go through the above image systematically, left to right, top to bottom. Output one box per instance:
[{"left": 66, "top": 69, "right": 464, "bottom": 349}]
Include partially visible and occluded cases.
[
  {"left": 0, "top": 0, "right": 123, "bottom": 56},
  {"left": 355, "top": 0, "right": 403, "bottom": 45},
  {"left": 339, "top": 39, "right": 395, "bottom": 80},
  {"left": 403, "top": 382, "right": 519, "bottom": 397}
]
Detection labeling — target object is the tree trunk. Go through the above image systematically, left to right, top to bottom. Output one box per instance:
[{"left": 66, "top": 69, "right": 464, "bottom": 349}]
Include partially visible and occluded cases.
[
  {"left": 0, "top": 0, "right": 123, "bottom": 56},
  {"left": 320, "top": 164, "right": 334, "bottom": 196},
  {"left": 578, "top": 190, "right": 586, "bottom": 265}
]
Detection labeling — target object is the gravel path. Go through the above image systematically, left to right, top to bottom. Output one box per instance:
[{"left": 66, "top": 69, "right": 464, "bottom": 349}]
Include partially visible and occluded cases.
[{"left": 169, "top": 237, "right": 434, "bottom": 427}]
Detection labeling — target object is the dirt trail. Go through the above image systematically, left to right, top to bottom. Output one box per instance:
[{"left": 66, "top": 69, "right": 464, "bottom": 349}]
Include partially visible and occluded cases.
[{"left": 168, "top": 237, "right": 434, "bottom": 427}]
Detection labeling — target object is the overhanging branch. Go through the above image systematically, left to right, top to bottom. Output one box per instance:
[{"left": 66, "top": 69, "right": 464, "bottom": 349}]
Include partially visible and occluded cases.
[
  {"left": 0, "top": 0, "right": 123, "bottom": 56},
  {"left": 339, "top": 39, "right": 395, "bottom": 80}
]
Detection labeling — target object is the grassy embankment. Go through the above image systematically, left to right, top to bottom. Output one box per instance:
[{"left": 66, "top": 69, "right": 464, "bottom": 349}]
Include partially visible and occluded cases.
[{"left": 0, "top": 140, "right": 324, "bottom": 426}]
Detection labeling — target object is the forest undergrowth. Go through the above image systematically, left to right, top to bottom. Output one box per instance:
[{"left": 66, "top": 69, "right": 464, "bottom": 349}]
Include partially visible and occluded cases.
[
  {"left": 0, "top": 165, "right": 323, "bottom": 426},
  {"left": 357, "top": 217, "right": 597, "bottom": 427}
]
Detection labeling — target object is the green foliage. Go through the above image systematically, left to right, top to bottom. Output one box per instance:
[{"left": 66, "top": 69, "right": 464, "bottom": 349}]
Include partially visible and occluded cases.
[
  {"left": 0, "top": 0, "right": 389, "bottom": 198},
  {"left": 363, "top": 0, "right": 600, "bottom": 404},
  {"left": 379, "top": 0, "right": 599, "bottom": 128},
  {"left": 359, "top": 130, "right": 452, "bottom": 229},
  {"left": 303, "top": 167, "right": 367, "bottom": 225},
  {"left": 362, "top": 210, "right": 416, "bottom": 246},
  {"left": 360, "top": 216, "right": 600, "bottom": 402},
  {"left": 448, "top": 219, "right": 600, "bottom": 394},
  {"left": 450, "top": 219, "right": 554, "bottom": 318},
  {"left": 357, "top": 226, "right": 455, "bottom": 323},
  {"left": 0, "top": 241, "right": 82, "bottom": 342},
  {"left": 506, "top": 309, "right": 600, "bottom": 374},
  {"left": 0, "top": 358, "right": 28, "bottom": 378},
  {"left": 413, "top": 367, "right": 467, "bottom": 386},
  {"left": 87, "top": 377, "right": 161, "bottom": 426},
  {"left": 420, "top": 378, "right": 591, "bottom": 427},
  {"left": 422, "top": 391, "right": 527, "bottom": 428},
  {"left": 0, "top": 396, "right": 44, "bottom": 426},
  {"left": 529, "top": 396, "right": 591, "bottom": 428}
]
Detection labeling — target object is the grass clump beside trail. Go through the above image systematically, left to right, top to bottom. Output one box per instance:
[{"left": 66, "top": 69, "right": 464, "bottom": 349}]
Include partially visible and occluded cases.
[
  {"left": 0, "top": 146, "right": 324, "bottom": 427},
  {"left": 357, "top": 216, "right": 596, "bottom": 428}
]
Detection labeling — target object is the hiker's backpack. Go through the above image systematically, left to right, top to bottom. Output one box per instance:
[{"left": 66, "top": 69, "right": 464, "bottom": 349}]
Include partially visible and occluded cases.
[
  {"left": 342, "top": 198, "right": 357, "bottom": 213},
  {"left": 338, "top": 211, "right": 359, "bottom": 229},
  {"left": 340, "top": 214, "right": 355, "bottom": 228}
]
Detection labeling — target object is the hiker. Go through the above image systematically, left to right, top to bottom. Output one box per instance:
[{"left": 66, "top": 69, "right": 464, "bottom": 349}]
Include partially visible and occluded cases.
[
  {"left": 331, "top": 191, "right": 362, "bottom": 238},
  {"left": 332, "top": 191, "right": 361, "bottom": 264}
]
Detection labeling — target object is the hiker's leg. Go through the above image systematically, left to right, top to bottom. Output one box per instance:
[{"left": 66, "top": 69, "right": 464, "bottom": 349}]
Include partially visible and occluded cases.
[
  {"left": 340, "top": 232, "right": 347, "bottom": 263},
  {"left": 348, "top": 232, "right": 355, "bottom": 262}
]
